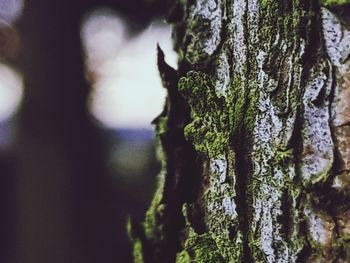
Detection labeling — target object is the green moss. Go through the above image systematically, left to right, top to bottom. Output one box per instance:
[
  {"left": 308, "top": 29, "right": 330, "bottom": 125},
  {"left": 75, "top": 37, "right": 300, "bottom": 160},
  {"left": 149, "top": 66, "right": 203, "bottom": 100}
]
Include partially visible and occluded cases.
[
  {"left": 259, "top": 0, "right": 272, "bottom": 8},
  {"left": 321, "top": 0, "right": 350, "bottom": 6},
  {"left": 178, "top": 70, "right": 232, "bottom": 158},
  {"left": 231, "top": 88, "right": 246, "bottom": 133},
  {"left": 244, "top": 89, "right": 259, "bottom": 131},
  {"left": 155, "top": 116, "right": 168, "bottom": 136},
  {"left": 274, "top": 147, "right": 294, "bottom": 166},
  {"left": 143, "top": 175, "right": 165, "bottom": 241},
  {"left": 126, "top": 216, "right": 133, "bottom": 240},
  {"left": 127, "top": 217, "right": 146, "bottom": 263},
  {"left": 177, "top": 230, "right": 225, "bottom": 263},
  {"left": 212, "top": 231, "right": 244, "bottom": 262},
  {"left": 133, "top": 239, "right": 145, "bottom": 263},
  {"left": 249, "top": 240, "right": 269, "bottom": 263},
  {"left": 175, "top": 250, "right": 191, "bottom": 263}
]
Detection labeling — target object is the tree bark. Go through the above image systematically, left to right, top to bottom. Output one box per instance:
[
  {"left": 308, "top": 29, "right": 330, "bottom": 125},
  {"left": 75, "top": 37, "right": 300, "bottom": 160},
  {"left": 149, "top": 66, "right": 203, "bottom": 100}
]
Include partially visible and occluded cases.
[{"left": 131, "top": 0, "right": 350, "bottom": 262}]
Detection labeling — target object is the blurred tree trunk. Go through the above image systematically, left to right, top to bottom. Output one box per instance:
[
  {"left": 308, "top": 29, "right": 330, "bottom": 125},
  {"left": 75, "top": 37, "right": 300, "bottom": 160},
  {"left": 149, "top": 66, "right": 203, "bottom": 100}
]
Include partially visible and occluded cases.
[
  {"left": 131, "top": 0, "right": 350, "bottom": 262},
  {"left": 16, "top": 1, "right": 123, "bottom": 262}
]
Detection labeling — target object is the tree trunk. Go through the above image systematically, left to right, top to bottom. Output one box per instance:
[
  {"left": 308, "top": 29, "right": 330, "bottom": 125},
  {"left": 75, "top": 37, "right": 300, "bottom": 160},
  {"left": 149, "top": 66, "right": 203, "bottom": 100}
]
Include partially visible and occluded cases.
[
  {"left": 130, "top": 0, "right": 350, "bottom": 262},
  {"left": 16, "top": 1, "right": 120, "bottom": 262}
]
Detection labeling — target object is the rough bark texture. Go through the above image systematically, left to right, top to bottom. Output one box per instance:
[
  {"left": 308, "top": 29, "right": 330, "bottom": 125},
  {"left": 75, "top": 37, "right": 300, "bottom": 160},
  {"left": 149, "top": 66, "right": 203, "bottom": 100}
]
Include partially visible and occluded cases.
[{"left": 130, "top": 0, "right": 350, "bottom": 262}]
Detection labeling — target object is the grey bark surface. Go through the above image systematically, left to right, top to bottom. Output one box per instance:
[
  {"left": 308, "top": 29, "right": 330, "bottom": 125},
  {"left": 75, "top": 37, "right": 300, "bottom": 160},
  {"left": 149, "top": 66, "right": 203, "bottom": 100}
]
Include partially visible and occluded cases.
[{"left": 130, "top": 0, "right": 350, "bottom": 262}]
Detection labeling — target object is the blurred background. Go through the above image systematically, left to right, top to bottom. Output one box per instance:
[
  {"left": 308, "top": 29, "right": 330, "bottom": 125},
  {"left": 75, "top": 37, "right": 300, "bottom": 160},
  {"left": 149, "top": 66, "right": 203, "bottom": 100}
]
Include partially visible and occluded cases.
[{"left": 0, "top": 0, "right": 177, "bottom": 262}]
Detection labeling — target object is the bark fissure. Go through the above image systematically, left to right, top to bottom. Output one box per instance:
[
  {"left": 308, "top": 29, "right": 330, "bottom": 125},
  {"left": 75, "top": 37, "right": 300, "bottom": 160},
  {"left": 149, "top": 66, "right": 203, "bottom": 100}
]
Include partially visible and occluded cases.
[
  {"left": 231, "top": 0, "right": 254, "bottom": 261},
  {"left": 233, "top": 127, "right": 254, "bottom": 263}
]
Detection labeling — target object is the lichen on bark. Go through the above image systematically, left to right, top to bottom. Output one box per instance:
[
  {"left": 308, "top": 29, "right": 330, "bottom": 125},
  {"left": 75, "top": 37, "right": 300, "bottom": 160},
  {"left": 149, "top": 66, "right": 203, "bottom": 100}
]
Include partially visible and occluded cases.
[{"left": 131, "top": 0, "right": 350, "bottom": 262}]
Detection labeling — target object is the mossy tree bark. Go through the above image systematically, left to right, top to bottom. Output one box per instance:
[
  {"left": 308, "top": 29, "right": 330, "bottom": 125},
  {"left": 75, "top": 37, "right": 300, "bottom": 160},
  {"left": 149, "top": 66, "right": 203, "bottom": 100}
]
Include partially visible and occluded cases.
[{"left": 130, "top": 0, "right": 350, "bottom": 262}]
